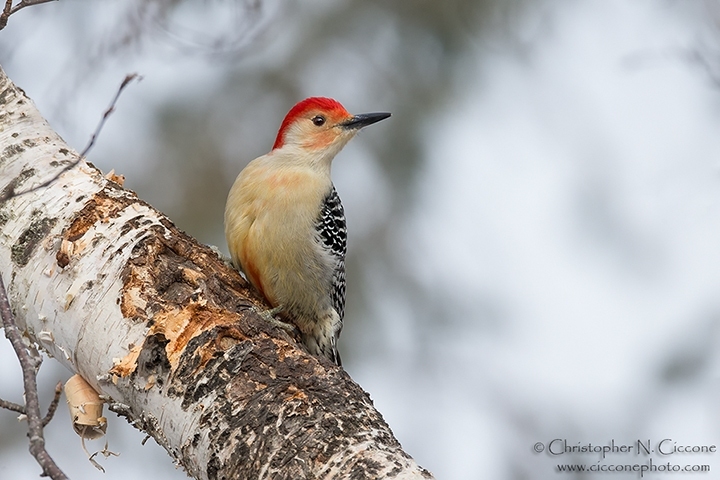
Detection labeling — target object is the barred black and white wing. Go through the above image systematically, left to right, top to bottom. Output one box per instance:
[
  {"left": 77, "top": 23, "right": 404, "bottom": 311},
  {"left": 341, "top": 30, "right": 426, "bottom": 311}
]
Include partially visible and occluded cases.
[{"left": 317, "top": 185, "right": 347, "bottom": 321}]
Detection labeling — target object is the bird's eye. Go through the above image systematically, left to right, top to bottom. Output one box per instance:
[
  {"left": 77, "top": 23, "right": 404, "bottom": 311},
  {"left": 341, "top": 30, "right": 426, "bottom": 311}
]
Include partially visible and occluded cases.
[{"left": 312, "top": 115, "right": 326, "bottom": 126}]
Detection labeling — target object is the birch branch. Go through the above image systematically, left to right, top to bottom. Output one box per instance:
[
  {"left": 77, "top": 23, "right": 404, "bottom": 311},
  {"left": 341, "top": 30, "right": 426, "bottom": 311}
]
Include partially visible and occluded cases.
[{"left": 0, "top": 64, "right": 433, "bottom": 480}]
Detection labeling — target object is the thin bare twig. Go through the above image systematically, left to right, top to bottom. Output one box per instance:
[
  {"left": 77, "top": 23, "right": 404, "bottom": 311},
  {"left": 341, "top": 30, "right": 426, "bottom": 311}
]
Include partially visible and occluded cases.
[
  {"left": 0, "top": 0, "right": 55, "bottom": 31},
  {"left": 0, "top": 0, "right": 13, "bottom": 30},
  {"left": 9, "top": 0, "right": 55, "bottom": 15},
  {"left": 80, "top": 72, "right": 142, "bottom": 157},
  {"left": 0, "top": 73, "right": 141, "bottom": 203},
  {"left": 0, "top": 160, "right": 77, "bottom": 203},
  {"left": 0, "top": 274, "right": 68, "bottom": 480},
  {"left": 0, "top": 381, "right": 64, "bottom": 424},
  {"left": 42, "top": 382, "right": 63, "bottom": 427},
  {"left": 0, "top": 397, "right": 26, "bottom": 414}
]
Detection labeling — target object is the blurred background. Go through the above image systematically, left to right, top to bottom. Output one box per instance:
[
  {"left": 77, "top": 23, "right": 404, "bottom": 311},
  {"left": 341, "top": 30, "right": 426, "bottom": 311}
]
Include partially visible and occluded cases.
[{"left": 2, "top": 0, "right": 720, "bottom": 478}]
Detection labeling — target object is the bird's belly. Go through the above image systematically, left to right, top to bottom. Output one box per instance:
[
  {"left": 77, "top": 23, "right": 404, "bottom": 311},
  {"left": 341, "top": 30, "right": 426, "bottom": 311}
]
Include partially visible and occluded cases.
[{"left": 241, "top": 207, "right": 333, "bottom": 320}]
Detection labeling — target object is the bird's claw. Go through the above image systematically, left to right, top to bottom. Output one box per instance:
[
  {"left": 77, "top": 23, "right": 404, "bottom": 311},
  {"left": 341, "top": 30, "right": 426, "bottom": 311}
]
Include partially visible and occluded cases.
[{"left": 252, "top": 304, "right": 299, "bottom": 335}]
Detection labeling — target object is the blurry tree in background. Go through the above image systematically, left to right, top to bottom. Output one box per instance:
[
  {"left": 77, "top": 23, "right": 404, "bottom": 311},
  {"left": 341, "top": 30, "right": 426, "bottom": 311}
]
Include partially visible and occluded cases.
[{"left": 4, "top": 0, "right": 720, "bottom": 478}]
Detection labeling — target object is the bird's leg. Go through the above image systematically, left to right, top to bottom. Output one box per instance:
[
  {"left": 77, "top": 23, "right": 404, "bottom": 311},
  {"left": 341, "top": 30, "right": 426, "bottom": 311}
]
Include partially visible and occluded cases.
[{"left": 252, "top": 304, "right": 299, "bottom": 335}]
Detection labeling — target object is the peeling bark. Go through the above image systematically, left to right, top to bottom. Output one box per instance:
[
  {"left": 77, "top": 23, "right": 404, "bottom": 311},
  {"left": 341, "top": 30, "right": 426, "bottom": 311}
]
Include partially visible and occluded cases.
[{"left": 0, "top": 65, "right": 433, "bottom": 479}]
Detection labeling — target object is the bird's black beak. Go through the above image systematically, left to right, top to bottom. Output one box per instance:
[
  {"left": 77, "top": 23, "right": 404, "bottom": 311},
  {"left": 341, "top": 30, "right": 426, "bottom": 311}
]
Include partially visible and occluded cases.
[{"left": 340, "top": 112, "right": 391, "bottom": 130}]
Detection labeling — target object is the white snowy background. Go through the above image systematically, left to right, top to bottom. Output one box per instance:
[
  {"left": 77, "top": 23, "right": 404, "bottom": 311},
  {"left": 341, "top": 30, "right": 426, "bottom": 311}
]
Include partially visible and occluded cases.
[{"left": 2, "top": 1, "right": 720, "bottom": 479}]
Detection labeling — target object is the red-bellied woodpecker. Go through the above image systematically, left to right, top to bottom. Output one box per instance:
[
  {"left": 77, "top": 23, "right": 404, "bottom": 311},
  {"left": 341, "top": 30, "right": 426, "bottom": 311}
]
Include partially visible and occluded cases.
[{"left": 224, "top": 97, "right": 390, "bottom": 365}]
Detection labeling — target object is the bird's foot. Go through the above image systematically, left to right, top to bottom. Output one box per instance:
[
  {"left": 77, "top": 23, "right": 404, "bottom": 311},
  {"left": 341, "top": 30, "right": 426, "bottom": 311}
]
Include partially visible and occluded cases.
[{"left": 253, "top": 304, "right": 299, "bottom": 335}]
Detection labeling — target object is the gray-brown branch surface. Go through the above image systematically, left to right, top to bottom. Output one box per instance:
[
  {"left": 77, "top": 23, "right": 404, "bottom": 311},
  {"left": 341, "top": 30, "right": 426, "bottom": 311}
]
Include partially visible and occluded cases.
[{"left": 0, "top": 64, "right": 433, "bottom": 479}]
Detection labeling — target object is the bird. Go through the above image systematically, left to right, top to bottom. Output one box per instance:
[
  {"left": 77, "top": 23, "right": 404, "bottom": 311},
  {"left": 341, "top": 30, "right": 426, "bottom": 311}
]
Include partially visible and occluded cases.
[{"left": 224, "top": 97, "right": 390, "bottom": 365}]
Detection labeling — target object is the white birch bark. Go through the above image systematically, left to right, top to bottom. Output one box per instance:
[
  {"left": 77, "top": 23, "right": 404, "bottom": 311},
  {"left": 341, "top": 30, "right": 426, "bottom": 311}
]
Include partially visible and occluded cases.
[{"left": 0, "top": 65, "right": 434, "bottom": 480}]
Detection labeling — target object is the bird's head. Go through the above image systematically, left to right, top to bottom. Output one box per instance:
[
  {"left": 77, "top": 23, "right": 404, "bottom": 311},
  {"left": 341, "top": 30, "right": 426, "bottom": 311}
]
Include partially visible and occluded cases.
[{"left": 272, "top": 97, "right": 390, "bottom": 161}]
